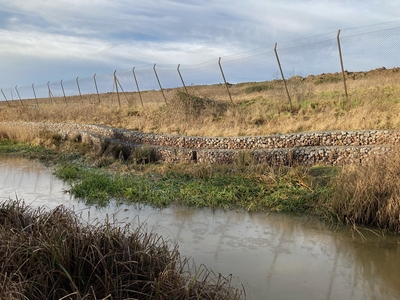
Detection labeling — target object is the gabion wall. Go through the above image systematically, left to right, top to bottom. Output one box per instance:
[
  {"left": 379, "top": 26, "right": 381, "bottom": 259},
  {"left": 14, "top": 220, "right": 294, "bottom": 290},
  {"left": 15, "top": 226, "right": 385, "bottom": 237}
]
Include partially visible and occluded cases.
[{"left": 3, "top": 122, "right": 396, "bottom": 166}]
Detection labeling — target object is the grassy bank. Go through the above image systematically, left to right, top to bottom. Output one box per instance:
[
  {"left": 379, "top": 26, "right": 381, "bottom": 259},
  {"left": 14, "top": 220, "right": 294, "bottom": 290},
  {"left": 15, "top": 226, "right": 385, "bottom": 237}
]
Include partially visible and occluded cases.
[
  {"left": 0, "top": 67, "right": 399, "bottom": 137},
  {"left": 1, "top": 67, "right": 400, "bottom": 233},
  {"left": 0, "top": 135, "right": 334, "bottom": 217},
  {"left": 2, "top": 136, "right": 400, "bottom": 234},
  {"left": 55, "top": 161, "right": 332, "bottom": 214},
  {"left": 0, "top": 198, "right": 243, "bottom": 299}
]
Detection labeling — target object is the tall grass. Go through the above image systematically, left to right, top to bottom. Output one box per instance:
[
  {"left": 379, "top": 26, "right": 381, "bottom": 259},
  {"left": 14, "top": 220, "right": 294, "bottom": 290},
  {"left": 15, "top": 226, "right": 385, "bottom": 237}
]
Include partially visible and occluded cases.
[
  {"left": 1, "top": 67, "right": 400, "bottom": 137},
  {"left": 330, "top": 149, "right": 400, "bottom": 233},
  {"left": 0, "top": 198, "right": 244, "bottom": 299}
]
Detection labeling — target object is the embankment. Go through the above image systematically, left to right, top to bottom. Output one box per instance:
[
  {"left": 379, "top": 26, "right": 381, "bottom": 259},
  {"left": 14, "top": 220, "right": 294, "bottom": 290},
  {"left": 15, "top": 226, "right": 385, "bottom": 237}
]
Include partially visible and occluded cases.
[{"left": 2, "top": 121, "right": 397, "bottom": 165}]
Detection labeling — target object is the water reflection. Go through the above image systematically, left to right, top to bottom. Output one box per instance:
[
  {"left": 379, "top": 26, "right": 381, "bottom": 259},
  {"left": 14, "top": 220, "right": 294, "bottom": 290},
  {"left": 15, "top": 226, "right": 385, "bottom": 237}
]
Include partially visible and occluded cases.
[
  {"left": 0, "top": 156, "right": 399, "bottom": 300},
  {"left": 0, "top": 156, "right": 77, "bottom": 207}
]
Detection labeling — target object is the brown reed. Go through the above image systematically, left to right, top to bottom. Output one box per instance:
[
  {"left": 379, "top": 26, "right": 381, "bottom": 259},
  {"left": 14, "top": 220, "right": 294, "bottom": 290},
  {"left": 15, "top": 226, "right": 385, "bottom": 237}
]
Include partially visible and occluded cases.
[{"left": 0, "top": 198, "right": 244, "bottom": 299}]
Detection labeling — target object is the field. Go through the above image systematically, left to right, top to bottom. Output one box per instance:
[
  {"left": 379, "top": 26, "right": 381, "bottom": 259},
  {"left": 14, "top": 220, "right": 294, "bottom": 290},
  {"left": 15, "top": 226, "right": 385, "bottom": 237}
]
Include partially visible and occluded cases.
[{"left": 1, "top": 67, "right": 400, "bottom": 137}]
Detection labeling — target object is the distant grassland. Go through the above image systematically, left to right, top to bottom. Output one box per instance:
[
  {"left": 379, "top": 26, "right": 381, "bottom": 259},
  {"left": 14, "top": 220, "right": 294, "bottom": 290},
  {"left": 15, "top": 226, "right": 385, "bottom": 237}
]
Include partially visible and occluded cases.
[{"left": 0, "top": 67, "right": 399, "bottom": 137}]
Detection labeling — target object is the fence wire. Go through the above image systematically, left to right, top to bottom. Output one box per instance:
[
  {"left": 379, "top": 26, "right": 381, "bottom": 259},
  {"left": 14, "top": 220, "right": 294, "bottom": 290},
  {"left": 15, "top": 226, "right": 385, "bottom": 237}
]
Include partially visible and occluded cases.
[{"left": 1, "top": 21, "right": 399, "bottom": 106}]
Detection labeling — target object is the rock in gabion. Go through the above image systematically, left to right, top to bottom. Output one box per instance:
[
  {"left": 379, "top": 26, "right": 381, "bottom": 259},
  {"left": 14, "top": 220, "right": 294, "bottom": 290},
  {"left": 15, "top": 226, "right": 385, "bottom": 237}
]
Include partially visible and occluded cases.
[{"left": 2, "top": 122, "right": 396, "bottom": 166}]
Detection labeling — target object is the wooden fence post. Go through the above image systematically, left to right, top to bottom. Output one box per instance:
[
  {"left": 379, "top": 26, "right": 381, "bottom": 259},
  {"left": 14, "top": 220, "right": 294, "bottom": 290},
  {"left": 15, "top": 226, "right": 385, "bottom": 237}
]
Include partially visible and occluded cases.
[
  {"left": 337, "top": 29, "right": 349, "bottom": 105},
  {"left": 274, "top": 43, "right": 292, "bottom": 111},
  {"left": 218, "top": 57, "right": 233, "bottom": 104},
  {"left": 153, "top": 64, "right": 167, "bottom": 104},
  {"left": 132, "top": 67, "right": 144, "bottom": 107},
  {"left": 32, "top": 83, "right": 39, "bottom": 107}
]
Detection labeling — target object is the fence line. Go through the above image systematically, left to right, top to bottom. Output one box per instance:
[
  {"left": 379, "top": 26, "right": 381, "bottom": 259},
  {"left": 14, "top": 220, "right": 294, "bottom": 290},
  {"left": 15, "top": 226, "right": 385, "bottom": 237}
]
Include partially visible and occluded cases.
[{"left": 1, "top": 21, "right": 399, "bottom": 107}]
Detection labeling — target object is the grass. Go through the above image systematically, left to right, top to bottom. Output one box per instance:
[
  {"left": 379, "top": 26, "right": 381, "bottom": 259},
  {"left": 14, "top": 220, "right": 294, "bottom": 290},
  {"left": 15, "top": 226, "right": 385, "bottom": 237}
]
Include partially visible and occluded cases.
[
  {"left": 1, "top": 67, "right": 400, "bottom": 136},
  {"left": 1, "top": 67, "right": 400, "bottom": 233},
  {"left": 243, "top": 82, "right": 273, "bottom": 93},
  {"left": 2, "top": 127, "right": 400, "bottom": 233},
  {"left": 0, "top": 138, "right": 57, "bottom": 161},
  {"left": 329, "top": 150, "right": 400, "bottom": 233},
  {"left": 55, "top": 162, "right": 329, "bottom": 213},
  {"left": 0, "top": 198, "right": 244, "bottom": 299}
]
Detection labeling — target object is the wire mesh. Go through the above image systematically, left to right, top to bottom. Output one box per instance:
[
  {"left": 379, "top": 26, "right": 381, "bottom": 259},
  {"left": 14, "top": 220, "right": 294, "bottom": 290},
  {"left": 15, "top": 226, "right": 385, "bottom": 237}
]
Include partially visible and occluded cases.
[
  {"left": 1, "top": 21, "right": 399, "bottom": 106},
  {"left": 340, "top": 25, "right": 400, "bottom": 71},
  {"left": 276, "top": 34, "right": 341, "bottom": 77},
  {"left": 60, "top": 79, "right": 79, "bottom": 97},
  {"left": 15, "top": 85, "right": 34, "bottom": 100}
]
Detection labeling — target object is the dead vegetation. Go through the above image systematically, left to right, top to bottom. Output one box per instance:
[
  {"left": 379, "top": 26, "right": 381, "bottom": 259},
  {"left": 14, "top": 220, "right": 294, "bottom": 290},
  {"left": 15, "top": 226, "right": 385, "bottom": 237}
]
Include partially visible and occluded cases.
[
  {"left": 0, "top": 67, "right": 399, "bottom": 137},
  {"left": 330, "top": 149, "right": 400, "bottom": 233},
  {"left": 0, "top": 198, "right": 244, "bottom": 299}
]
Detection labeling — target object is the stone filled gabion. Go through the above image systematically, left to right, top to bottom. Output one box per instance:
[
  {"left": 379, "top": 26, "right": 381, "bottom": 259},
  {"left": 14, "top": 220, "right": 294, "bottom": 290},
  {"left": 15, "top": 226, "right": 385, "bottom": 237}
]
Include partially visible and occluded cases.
[{"left": 2, "top": 121, "right": 396, "bottom": 166}]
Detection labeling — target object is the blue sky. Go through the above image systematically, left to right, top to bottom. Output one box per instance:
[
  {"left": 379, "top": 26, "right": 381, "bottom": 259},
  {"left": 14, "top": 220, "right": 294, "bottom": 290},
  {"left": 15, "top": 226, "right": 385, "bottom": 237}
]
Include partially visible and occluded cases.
[{"left": 0, "top": 0, "right": 399, "bottom": 94}]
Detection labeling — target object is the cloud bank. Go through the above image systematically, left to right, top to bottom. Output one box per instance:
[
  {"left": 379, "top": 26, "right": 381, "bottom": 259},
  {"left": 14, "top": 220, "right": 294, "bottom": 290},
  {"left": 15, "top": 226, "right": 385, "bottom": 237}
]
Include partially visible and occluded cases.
[{"left": 0, "top": 0, "right": 399, "bottom": 88}]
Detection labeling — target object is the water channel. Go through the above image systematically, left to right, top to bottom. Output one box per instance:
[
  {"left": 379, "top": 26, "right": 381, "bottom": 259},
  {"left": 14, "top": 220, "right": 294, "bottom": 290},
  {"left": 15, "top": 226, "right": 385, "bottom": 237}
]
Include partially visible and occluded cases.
[{"left": 1, "top": 155, "right": 399, "bottom": 300}]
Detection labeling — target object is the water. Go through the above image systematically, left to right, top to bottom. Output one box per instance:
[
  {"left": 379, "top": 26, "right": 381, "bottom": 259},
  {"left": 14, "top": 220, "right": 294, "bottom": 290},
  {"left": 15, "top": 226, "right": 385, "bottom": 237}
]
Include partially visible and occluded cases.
[{"left": 1, "top": 156, "right": 399, "bottom": 300}]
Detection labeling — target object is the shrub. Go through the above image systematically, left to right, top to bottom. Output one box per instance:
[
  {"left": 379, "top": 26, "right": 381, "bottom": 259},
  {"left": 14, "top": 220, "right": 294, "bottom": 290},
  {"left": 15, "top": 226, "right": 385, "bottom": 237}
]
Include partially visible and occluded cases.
[{"left": 167, "top": 90, "right": 230, "bottom": 119}]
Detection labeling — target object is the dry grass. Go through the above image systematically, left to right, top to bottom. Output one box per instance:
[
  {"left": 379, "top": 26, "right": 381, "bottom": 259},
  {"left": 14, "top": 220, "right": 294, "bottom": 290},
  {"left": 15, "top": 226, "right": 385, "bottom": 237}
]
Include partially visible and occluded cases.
[
  {"left": 0, "top": 67, "right": 399, "bottom": 137},
  {"left": 0, "top": 123, "right": 42, "bottom": 143},
  {"left": 329, "top": 149, "right": 400, "bottom": 233},
  {"left": 0, "top": 198, "right": 244, "bottom": 300}
]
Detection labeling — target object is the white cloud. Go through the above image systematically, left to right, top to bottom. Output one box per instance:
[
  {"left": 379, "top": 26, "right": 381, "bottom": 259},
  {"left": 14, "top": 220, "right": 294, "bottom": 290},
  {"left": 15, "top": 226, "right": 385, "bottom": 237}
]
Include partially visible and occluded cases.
[{"left": 0, "top": 0, "right": 399, "bottom": 88}]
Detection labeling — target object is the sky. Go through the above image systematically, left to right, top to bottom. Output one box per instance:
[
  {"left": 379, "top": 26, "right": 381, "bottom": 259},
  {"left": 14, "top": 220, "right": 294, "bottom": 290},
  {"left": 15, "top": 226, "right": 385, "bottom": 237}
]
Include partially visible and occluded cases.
[{"left": 0, "top": 0, "right": 399, "bottom": 97}]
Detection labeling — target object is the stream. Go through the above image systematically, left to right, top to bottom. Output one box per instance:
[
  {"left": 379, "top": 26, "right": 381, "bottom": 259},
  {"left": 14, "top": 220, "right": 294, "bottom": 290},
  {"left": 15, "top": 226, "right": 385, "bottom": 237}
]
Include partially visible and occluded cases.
[{"left": 1, "top": 155, "right": 399, "bottom": 300}]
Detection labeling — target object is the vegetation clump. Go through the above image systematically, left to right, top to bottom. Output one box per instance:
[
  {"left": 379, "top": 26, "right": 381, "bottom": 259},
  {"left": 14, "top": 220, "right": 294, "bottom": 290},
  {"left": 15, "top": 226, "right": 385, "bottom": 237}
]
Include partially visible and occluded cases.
[
  {"left": 244, "top": 82, "right": 273, "bottom": 93},
  {"left": 166, "top": 90, "right": 230, "bottom": 120},
  {"left": 330, "top": 150, "right": 400, "bottom": 233},
  {"left": 54, "top": 159, "right": 329, "bottom": 213},
  {"left": 0, "top": 198, "right": 244, "bottom": 300}
]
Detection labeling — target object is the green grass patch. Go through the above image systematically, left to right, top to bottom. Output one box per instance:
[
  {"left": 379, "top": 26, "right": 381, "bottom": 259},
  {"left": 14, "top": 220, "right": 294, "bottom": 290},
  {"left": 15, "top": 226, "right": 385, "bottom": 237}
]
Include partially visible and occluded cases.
[
  {"left": 244, "top": 83, "right": 273, "bottom": 93},
  {"left": 0, "top": 138, "right": 57, "bottom": 161},
  {"left": 0, "top": 139, "right": 85, "bottom": 166},
  {"left": 0, "top": 139, "right": 44, "bottom": 154},
  {"left": 59, "top": 163, "right": 332, "bottom": 214}
]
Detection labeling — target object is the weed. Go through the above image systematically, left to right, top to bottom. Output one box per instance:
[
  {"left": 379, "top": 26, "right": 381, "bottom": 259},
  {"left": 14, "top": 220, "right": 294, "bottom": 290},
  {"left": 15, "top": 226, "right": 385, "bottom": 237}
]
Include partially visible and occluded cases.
[
  {"left": 314, "top": 74, "right": 342, "bottom": 85},
  {"left": 235, "top": 151, "right": 254, "bottom": 167},
  {"left": 54, "top": 164, "right": 83, "bottom": 181}
]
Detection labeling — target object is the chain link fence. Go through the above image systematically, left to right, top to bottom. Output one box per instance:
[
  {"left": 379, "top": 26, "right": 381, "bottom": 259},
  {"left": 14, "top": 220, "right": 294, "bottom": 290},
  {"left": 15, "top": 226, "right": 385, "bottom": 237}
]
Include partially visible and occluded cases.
[{"left": 1, "top": 21, "right": 399, "bottom": 107}]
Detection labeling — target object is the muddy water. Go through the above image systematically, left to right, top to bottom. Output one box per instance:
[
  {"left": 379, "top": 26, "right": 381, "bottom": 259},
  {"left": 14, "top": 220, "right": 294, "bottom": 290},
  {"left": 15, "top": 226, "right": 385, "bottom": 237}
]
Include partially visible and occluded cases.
[{"left": 1, "top": 156, "right": 400, "bottom": 300}]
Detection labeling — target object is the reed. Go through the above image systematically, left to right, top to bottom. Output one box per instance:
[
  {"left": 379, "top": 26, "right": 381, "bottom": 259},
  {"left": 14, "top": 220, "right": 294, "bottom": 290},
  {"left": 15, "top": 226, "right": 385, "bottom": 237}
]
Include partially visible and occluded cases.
[
  {"left": 329, "top": 149, "right": 400, "bottom": 233},
  {"left": 0, "top": 198, "right": 244, "bottom": 299}
]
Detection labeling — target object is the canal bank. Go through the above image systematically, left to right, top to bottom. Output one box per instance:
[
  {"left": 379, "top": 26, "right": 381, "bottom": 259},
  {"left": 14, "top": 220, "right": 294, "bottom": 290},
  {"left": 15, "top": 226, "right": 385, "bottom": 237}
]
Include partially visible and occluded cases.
[{"left": 1, "top": 155, "right": 399, "bottom": 300}]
